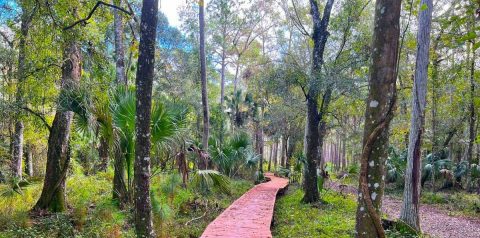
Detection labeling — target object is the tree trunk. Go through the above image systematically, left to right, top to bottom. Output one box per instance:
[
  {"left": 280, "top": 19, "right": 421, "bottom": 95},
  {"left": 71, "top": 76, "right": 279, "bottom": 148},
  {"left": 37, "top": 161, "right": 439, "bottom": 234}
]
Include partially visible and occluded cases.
[
  {"left": 114, "top": 0, "right": 127, "bottom": 86},
  {"left": 134, "top": 0, "right": 158, "bottom": 236},
  {"left": 199, "top": 0, "right": 210, "bottom": 150},
  {"left": 302, "top": 0, "right": 334, "bottom": 204},
  {"left": 355, "top": 0, "right": 401, "bottom": 237},
  {"left": 400, "top": 0, "right": 433, "bottom": 231},
  {"left": 12, "top": 8, "right": 31, "bottom": 180},
  {"left": 467, "top": 39, "right": 476, "bottom": 191},
  {"left": 33, "top": 40, "right": 82, "bottom": 213},
  {"left": 220, "top": 50, "right": 226, "bottom": 106},
  {"left": 255, "top": 121, "right": 264, "bottom": 172},
  {"left": 12, "top": 122, "right": 24, "bottom": 179},
  {"left": 281, "top": 136, "right": 287, "bottom": 167},
  {"left": 98, "top": 137, "right": 109, "bottom": 172},
  {"left": 286, "top": 137, "right": 295, "bottom": 169},
  {"left": 273, "top": 140, "right": 278, "bottom": 171},
  {"left": 25, "top": 144, "right": 33, "bottom": 177},
  {"left": 268, "top": 144, "right": 273, "bottom": 171},
  {"left": 113, "top": 145, "right": 129, "bottom": 208}
]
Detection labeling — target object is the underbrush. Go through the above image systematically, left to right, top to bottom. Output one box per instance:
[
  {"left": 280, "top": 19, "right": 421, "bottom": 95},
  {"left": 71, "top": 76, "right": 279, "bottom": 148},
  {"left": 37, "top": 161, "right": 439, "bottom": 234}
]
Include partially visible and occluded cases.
[
  {"left": 0, "top": 169, "right": 253, "bottom": 238},
  {"left": 385, "top": 184, "right": 480, "bottom": 218},
  {"left": 272, "top": 185, "right": 357, "bottom": 238},
  {"left": 421, "top": 191, "right": 480, "bottom": 217}
]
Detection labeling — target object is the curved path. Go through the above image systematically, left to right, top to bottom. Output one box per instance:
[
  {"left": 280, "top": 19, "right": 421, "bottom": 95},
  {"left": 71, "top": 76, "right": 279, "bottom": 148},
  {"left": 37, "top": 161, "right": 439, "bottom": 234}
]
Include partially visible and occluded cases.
[
  {"left": 201, "top": 173, "right": 289, "bottom": 238},
  {"left": 328, "top": 181, "right": 480, "bottom": 238}
]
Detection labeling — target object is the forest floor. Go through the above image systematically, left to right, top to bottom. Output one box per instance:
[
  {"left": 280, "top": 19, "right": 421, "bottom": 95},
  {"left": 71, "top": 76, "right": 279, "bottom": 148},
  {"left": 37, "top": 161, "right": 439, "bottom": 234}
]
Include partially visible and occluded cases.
[
  {"left": 0, "top": 170, "right": 254, "bottom": 238},
  {"left": 201, "top": 173, "right": 288, "bottom": 238},
  {"left": 328, "top": 181, "right": 480, "bottom": 238}
]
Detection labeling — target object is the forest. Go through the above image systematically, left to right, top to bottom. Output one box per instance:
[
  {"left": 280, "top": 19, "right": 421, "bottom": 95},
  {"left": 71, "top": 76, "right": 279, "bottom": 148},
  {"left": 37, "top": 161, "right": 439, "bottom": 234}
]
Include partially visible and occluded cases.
[{"left": 0, "top": 0, "right": 479, "bottom": 237}]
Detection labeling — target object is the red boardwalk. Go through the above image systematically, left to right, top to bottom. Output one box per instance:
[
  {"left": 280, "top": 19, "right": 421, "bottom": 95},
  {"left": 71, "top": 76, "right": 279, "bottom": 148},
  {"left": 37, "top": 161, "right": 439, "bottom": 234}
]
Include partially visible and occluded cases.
[{"left": 201, "top": 173, "right": 289, "bottom": 238}]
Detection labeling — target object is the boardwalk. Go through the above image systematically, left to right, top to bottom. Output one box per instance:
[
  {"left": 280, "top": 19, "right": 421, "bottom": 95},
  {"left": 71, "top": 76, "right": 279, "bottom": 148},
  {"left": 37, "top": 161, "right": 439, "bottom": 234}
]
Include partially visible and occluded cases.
[{"left": 201, "top": 173, "right": 289, "bottom": 238}]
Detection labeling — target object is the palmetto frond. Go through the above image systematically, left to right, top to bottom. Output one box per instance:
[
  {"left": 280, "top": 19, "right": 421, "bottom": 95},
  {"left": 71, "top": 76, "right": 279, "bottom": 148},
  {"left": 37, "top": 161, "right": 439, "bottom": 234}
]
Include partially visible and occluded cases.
[{"left": 190, "top": 170, "right": 231, "bottom": 195}]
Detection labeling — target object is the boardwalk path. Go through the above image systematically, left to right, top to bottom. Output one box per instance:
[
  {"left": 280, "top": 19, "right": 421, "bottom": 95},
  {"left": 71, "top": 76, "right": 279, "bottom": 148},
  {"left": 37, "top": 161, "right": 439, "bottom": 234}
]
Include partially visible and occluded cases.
[{"left": 201, "top": 173, "right": 289, "bottom": 238}]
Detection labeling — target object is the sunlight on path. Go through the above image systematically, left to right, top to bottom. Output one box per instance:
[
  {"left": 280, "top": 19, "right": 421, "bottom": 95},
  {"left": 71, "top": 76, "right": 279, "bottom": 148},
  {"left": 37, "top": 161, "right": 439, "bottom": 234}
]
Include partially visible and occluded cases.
[{"left": 201, "top": 173, "right": 289, "bottom": 238}]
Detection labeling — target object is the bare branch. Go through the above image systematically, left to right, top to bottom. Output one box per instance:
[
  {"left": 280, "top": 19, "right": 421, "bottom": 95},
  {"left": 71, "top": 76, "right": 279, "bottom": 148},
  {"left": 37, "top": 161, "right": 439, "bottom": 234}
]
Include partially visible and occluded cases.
[
  {"left": 63, "top": 1, "right": 132, "bottom": 31},
  {"left": 21, "top": 106, "right": 51, "bottom": 131}
]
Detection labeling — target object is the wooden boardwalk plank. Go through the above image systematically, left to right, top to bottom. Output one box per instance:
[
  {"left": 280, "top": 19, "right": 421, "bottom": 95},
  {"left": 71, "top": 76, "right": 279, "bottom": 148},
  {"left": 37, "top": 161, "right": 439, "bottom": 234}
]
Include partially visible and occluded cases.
[{"left": 200, "top": 173, "right": 289, "bottom": 238}]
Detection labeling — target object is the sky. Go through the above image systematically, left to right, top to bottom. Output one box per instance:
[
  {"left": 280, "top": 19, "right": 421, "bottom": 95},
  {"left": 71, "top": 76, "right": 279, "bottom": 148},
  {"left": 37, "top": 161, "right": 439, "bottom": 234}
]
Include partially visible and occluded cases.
[{"left": 159, "top": 0, "right": 210, "bottom": 28}]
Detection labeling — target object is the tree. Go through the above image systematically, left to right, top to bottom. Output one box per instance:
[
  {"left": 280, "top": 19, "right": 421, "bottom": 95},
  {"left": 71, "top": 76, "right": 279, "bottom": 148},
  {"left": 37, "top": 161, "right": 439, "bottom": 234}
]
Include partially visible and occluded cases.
[
  {"left": 112, "top": 0, "right": 129, "bottom": 206},
  {"left": 113, "top": 0, "right": 127, "bottom": 86},
  {"left": 133, "top": 0, "right": 159, "bottom": 236},
  {"left": 199, "top": 0, "right": 210, "bottom": 153},
  {"left": 208, "top": 0, "right": 236, "bottom": 107},
  {"left": 302, "top": 0, "right": 334, "bottom": 203},
  {"left": 355, "top": 0, "right": 401, "bottom": 237},
  {"left": 400, "top": 0, "right": 433, "bottom": 231},
  {"left": 466, "top": 1, "right": 477, "bottom": 191},
  {"left": 12, "top": 2, "right": 35, "bottom": 180},
  {"left": 33, "top": 36, "right": 82, "bottom": 212}
]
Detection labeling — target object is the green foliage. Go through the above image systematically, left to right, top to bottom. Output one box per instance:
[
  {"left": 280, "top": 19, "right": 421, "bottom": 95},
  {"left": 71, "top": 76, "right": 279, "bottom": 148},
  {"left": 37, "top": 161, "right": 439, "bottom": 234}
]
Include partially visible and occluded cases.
[
  {"left": 209, "top": 131, "right": 259, "bottom": 178},
  {"left": 386, "top": 147, "right": 407, "bottom": 184},
  {"left": 347, "top": 163, "right": 360, "bottom": 175},
  {"left": 190, "top": 170, "right": 231, "bottom": 195},
  {"left": 272, "top": 187, "right": 356, "bottom": 237},
  {"left": 421, "top": 191, "right": 480, "bottom": 217},
  {"left": 385, "top": 220, "right": 421, "bottom": 238}
]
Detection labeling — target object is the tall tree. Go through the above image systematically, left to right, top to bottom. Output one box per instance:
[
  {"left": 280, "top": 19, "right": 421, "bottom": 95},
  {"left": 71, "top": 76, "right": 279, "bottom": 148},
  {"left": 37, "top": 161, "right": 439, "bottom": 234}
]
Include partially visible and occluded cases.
[
  {"left": 112, "top": 0, "right": 129, "bottom": 207},
  {"left": 113, "top": 0, "right": 127, "bottom": 86},
  {"left": 133, "top": 0, "right": 159, "bottom": 236},
  {"left": 199, "top": 0, "right": 210, "bottom": 151},
  {"left": 208, "top": 0, "right": 236, "bottom": 107},
  {"left": 302, "top": 0, "right": 334, "bottom": 203},
  {"left": 355, "top": 0, "right": 401, "bottom": 237},
  {"left": 400, "top": 0, "right": 433, "bottom": 231},
  {"left": 466, "top": 1, "right": 477, "bottom": 191},
  {"left": 12, "top": 3, "right": 35, "bottom": 180},
  {"left": 33, "top": 37, "right": 82, "bottom": 212}
]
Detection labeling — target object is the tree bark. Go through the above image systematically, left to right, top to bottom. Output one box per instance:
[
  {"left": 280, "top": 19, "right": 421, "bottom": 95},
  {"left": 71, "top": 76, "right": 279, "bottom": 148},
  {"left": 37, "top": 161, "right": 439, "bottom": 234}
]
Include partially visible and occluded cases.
[
  {"left": 113, "top": 0, "right": 127, "bottom": 86},
  {"left": 134, "top": 0, "right": 158, "bottom": 236},
  {"left": 199, "top": 0, "right": 210, "bottom": 150},
  {"left": 303, "top": 0, "right": 334, "bottom": 203},
  {"left": 355, "top": 0, "right": 401, "bottom": 237},
  {"left": 400, "top": 0, "right": 433, "bottom": 231},
  {"left": 12, "top": 8, "right": 32, "bottom": 180},
  {"left": 467, "top": 39, "right": 476, "bottom": 191},
  {"left": 33, "top": 40, "right": 82, "bottom": 213},
  {"left": 220, "top": 50, "right": 226, "bottom": 106},
  {"left": 255, "top": 120, "right": 264, "bottom": 172},
  {"left": 12, "top": 122, "right": 24, "bottom": 179},
  {"left": 281, "top": 136, "right": 287, "bottom": 167},
  {"left": 98, "top": 137, "right": 109, "bottom": 172},
  {"left": 286, "top": 137, "right": 295, "bottom": 169},
  {"left": 25, "top": 144, "right": 33, "bottom": 177},
  {"left": 268, "top": 144, "right": 273, "bottom": 171},
  {"left": 113, "top": 145, "right": 129, "bottom": 207}
]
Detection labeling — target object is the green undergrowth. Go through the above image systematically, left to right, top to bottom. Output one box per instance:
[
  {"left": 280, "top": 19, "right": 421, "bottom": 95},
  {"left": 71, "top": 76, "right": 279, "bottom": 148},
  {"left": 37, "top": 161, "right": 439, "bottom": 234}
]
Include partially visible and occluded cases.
[
  {"left": 0, "top": 168, "right": 253, "bottom": 238},
  {"left": 272, "top": 185, "right": 357, "bottom": 238},
  {"left": 386, "top": 185, "right": 480, "bottom": 218},
  {"left": 421, "top": 191, "right": 480, "bottom": 217}
]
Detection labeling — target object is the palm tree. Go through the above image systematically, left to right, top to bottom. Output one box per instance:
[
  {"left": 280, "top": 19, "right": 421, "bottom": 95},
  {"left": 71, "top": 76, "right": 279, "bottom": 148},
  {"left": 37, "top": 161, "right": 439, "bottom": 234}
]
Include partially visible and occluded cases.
[{"left": 62, "top": 86, "right": 186, "bottom": 207}]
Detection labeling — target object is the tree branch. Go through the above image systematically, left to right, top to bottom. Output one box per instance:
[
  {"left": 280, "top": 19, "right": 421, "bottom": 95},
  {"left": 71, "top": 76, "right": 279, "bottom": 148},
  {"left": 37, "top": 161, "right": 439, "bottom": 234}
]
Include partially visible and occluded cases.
[
  {"left": 63, "top": 1, "right": 132, "bottom": 31},
  {"left": 21, "top": 107, "right": 51, "bottom": 132}
]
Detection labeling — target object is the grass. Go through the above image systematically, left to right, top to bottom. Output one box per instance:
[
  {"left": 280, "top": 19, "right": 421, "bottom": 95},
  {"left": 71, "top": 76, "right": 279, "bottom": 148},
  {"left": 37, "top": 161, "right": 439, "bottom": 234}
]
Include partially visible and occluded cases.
[
  {"left": 0, "top": 167, "right": 253, "bottom": 238},
  {"left": 385, "top": 183, "right": 480, "bottom": 218},
  {"left": 272, "top": 185, "right": 357, "bottom": 238},
  {"left": 420, "top": 191, "right": 480, "bottom": 217}
]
